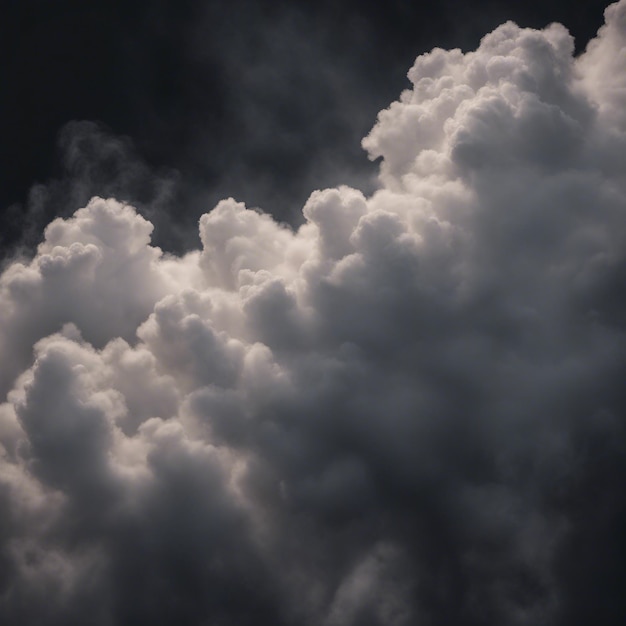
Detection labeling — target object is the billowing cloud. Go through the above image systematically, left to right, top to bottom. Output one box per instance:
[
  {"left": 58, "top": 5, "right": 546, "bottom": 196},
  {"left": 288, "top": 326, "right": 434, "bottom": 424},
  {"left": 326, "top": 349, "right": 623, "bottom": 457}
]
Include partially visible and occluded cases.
[{"left": 2, "top": 2, "right": 626, "bottom": 625}]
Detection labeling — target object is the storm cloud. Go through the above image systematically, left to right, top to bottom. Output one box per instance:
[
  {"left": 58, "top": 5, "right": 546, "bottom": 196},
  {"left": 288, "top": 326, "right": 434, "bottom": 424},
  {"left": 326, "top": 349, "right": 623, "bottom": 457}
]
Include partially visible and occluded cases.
[{"left": 2, "top": 2, "right": 626, "bottom": 625}]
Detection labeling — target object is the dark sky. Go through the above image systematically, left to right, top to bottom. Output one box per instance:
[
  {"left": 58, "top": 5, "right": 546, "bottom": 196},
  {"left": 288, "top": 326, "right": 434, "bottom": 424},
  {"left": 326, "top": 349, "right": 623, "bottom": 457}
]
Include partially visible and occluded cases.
[{"left": 1, "top": 0, "right": 611, "bottom": 253}]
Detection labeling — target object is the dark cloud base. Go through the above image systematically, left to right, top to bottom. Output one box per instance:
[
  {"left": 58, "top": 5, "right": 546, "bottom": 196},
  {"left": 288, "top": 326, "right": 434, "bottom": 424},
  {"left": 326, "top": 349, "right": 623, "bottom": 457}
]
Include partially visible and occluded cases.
[{"left": 2, "top": 2, "right": 626, "bottom": 625}]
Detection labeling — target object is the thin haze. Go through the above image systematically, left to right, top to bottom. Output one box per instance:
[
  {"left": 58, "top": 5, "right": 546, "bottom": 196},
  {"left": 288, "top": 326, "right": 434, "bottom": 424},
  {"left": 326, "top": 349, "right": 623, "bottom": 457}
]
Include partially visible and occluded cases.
[{"left": 1, "top": 2, "right": 626, "bottom": 625}]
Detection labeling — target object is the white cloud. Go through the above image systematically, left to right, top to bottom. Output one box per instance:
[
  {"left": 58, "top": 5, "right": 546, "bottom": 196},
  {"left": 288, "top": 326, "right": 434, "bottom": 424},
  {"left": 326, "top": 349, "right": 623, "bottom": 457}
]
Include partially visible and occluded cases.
[{"left": 1, "top": 3, "right": 626, "bottom": 624}]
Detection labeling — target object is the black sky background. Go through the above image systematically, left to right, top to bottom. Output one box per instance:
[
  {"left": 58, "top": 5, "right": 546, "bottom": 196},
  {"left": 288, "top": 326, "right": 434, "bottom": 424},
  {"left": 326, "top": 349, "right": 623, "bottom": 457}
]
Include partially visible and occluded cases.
[{"left": 1, "top": 0, "right": 612, "bottom": 254}]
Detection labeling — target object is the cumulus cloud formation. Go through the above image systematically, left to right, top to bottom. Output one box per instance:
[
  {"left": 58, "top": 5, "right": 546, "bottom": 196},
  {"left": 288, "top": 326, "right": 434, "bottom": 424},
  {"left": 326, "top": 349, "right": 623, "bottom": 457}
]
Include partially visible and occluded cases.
[{"left": 2, "top": 2, "right": 626, "bottom": 625}]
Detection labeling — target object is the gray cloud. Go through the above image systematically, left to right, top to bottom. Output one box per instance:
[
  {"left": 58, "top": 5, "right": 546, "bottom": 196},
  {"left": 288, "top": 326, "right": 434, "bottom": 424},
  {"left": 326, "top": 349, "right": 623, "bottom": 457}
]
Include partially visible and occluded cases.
[{"left": 2, "top": 2, "right": 626, "bottom": 624}]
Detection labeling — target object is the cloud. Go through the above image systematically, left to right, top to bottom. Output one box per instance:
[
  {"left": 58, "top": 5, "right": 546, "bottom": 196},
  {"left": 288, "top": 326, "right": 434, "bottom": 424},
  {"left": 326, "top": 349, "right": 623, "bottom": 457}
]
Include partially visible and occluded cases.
[
  {"left": 2, "top": 2, "right": 626, "bottom": 624},
  {"left": 0, "top": 121, "right": 189, "bottom": 262}
]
